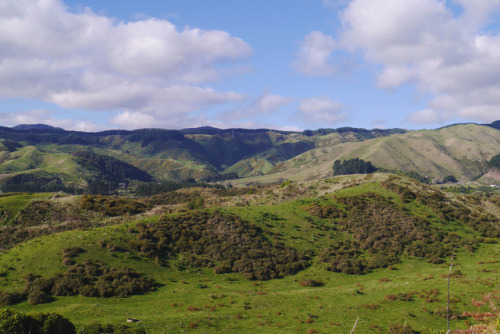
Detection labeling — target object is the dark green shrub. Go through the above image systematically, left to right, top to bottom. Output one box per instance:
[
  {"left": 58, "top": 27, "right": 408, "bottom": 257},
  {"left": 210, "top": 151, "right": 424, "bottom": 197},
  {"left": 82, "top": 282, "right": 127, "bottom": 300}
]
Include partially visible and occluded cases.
[
  {"left": 332, "top": 158, "right": 376, "bottom": 175},
  {"left": 129, "top": 211, "right": 308, "bottom": 280},
  {"left": 28, "top": 290, "right": 50, "bottom": 305},
  {"left": 0, "top": 292, "right": 26, "bottom": 306},
  {"left": 0, "top": 308, "right": 30, "bottom": 333},
  {"left": 0, "top": 309, "right": 76, "bottom": 334},
  {"left": 37, "top": 312, "right": 76, "bottom": 334},
  {"left": 82, "top": 323, "right": 147, "bottom": 334}
]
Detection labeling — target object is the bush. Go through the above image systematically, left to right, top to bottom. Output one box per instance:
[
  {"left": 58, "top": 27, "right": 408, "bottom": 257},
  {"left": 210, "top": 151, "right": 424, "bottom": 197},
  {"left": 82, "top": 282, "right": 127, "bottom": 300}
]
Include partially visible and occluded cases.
[
  {"left": 332, "top": 158, "right": 376, "bottom": 176},
  {"left": 80, "top": 195, "right": 148, "bottom": 217},
  {"left": 129, "top": 211, "right": 308, "bottom": 280},
  {"left": 22, "top": 259, "right": 155, "bottom": 304},
  {"left": 28, "top": 290, "right": 50, "bottom": 305},
  {"left": 0, "top": 292, "right": 26, "bottom": 306},
  {"left": 0, "top": 309, "right": 76, "bottom": 334},
  {"left": 0, "top": 309, "right": 30, "bottom": 333},
  {"left": 80, "top": 323, "right": 146, "bottom": 334}
]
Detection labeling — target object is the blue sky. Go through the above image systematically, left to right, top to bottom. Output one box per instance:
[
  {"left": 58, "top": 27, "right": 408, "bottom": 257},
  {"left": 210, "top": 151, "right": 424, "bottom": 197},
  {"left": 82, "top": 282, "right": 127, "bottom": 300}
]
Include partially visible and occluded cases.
[{"left": 1, "top": 0, "right": 499, "bottom": 131}]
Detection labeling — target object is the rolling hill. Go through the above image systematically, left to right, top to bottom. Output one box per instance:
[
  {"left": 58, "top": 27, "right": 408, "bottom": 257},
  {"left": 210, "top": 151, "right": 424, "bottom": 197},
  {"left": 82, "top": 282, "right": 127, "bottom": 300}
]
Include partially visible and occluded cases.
[
  {"left": 0, "top": 122, "right": 498, "bottom": 192},
  {"left": 238, "top": 124, "right": 500, "bottom": 185},
  {"left": 0, "top": 174, "right": 498, "bottom": 333}
]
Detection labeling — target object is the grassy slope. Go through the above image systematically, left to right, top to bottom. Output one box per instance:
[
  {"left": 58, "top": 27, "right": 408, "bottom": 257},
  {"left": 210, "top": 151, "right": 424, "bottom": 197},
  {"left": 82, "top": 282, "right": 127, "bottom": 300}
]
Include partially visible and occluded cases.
[
  {"left": 0, "top": 124, "right": 498, "bottom": 184},
  {"left": 236, "top": 124, "right": 500, "bottom": 186},
  {"left": 0, "top": 145, "right": 88, "bottom": 184},
  {"left": 0, "top": 175, "right": 498, "bottom": 333},
  {"left": 0, "top": 193, "right": 52, "bottom": 226}
]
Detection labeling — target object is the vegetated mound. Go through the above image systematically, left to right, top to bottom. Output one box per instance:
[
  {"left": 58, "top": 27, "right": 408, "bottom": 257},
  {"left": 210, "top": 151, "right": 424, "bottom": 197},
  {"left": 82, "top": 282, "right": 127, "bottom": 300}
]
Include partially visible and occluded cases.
[
  {"left": 70, "top": 150, "right": 153, "bottom": 182},
  {"left": 0, "top": 173, "right": 68, "bottom": 193},
  {"left": 305, "top": 177, "right": 499, "bottom": 274},
  {"left": 382, "top": 177, "right": 500, "bottom": 238},
  {"left": 0, "top": 194, "right": 151, "bottom": 251},
  {"left": 79, "top": 194, "right": 149, "bottom": 217},
  {"left": 128, "top": 210, "right": 308, "bottom": 280},
  {"left": 1, "top": 246, "right": 155, "bottom": 307}
]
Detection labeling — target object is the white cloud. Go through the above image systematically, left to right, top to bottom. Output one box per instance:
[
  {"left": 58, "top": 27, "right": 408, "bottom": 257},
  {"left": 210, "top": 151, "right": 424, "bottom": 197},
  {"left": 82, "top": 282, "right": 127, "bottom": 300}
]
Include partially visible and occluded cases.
[
  {"left": 0, "top": 0, "right": 252, "bottom": 129},
  {"left": 300, "top": 0, "right": 500, "bottom": 124},
  {"left": 341, "top": 0, "right": 500, "bottom": 123},
  {"left": 292, "top": 31, "right": 337, "bottom": 76},
  {"left": 218, "top": 93, "right": 293, "bottom": 122},
  {"left": 296, "top": 97, "right": 348, "bottom": 125},
  {"left": 406, "top": 109, "right": 453, "bottom": 125},
  {"left": 0, "top": 110, "right": 107, "bottom": 132}
]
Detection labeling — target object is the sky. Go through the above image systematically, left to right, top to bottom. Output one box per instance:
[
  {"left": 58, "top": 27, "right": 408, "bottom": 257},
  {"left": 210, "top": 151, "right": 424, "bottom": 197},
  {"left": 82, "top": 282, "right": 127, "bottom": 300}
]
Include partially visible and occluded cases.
[{"left": 1, "top": 0, "right": 500, "bottom": 132}]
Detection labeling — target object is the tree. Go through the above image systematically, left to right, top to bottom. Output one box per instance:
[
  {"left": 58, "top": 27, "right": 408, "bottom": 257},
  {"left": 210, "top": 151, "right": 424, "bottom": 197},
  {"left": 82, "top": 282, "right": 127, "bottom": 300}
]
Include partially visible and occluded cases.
[
  {"left": 488, "top": 153, "right": 500, "bottom": 170},
  {"left": 332, "top": 158, "right": 377, "bottom": 176}
]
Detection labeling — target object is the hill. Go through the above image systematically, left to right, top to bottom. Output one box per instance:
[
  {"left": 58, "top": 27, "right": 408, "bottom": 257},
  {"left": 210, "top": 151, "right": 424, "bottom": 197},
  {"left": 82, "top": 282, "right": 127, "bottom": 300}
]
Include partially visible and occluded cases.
[
  {"left": 0, "top": 122, "right": 499, "bottom": 191},
  {"left": 238, "top": 124, "right": 500, "bottom": 185},
  {"left": 0, "top": 125, "right": 406, "bottom": 189},
  {"left": 0, "top": 174, "right": 498, "bottom": 333}
]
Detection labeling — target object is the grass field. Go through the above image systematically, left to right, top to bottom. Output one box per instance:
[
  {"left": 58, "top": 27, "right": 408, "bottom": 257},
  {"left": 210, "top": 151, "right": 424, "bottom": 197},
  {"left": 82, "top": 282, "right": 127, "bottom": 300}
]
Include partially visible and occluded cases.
[
  {"left": 0, "top": 175, "right": 498, "bottom": 333},
  {"left": 1, "top": 229, "right": 498, "bottom": 333}
]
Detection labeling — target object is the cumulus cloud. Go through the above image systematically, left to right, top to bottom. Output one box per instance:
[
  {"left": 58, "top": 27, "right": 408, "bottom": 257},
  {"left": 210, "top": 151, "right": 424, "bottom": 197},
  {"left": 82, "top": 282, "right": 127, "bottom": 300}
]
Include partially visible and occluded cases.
[
  {"left": 0, "top": 0, "right": 252, "bottom": 129},
  {"left": 299, "top": 0, "right": 500, "bottom": 124},
  {"left": 292, "top": 31, "right": 337, "bottom": 76},
  {"left": 218, "top": 93, "right": 293, "bottom": 122},
  {"left": 295, "top": 97, "right": 348, "bottom": 125},
  {"left": 406, "top": 109, "right": 454, "bottom": 125},
  {"left": 0, "top": 110, "right": 107, "bottom": 132}
]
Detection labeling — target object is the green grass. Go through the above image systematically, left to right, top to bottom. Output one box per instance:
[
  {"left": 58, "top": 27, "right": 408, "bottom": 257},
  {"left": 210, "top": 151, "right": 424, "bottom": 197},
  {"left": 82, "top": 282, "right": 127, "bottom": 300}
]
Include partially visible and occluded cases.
[
  {"left": 0, "top": 176, "right": 499, "bottom": 333},
  {"left": 0, "top": 192, "right": 52, "bottom": 225},
  {"left": 1, "top": 224, "right": 498, "bottom": 333}
]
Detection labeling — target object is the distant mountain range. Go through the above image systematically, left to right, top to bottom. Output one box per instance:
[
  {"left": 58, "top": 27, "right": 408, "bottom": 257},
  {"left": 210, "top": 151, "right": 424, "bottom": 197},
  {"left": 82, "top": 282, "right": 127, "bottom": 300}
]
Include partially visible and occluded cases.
[{"left": 0, "top": 121, "right": 499, "bottom": 191}]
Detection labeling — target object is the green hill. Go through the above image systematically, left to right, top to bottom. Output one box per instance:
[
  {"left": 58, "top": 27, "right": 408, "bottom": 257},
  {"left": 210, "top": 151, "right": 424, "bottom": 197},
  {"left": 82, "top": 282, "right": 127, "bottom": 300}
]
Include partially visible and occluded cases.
[
  {"left": 0, "top": 123, "right": 499, "bottom": 190},
  {"left": 248, "top": 124, "right": 500, "bottom": 185},
  {"left": 0, "top": 174, "right": 498, "bottom": 333}
]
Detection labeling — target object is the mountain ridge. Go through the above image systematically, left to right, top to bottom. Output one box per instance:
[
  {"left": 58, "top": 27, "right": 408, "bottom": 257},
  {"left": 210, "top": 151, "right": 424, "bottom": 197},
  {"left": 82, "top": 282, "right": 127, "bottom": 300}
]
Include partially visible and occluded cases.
[{"left": 0, "top": 121, "right": 498, "bottom": 191}]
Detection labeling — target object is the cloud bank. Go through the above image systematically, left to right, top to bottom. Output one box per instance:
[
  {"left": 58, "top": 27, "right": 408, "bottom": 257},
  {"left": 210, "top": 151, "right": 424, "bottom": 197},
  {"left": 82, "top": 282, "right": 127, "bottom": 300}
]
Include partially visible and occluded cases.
[
  {"left": 0, "top": 0, "right": 252, "bottom": 129},
  {"left": 297, "top": 0, "right": 500, "bottom": 125}
]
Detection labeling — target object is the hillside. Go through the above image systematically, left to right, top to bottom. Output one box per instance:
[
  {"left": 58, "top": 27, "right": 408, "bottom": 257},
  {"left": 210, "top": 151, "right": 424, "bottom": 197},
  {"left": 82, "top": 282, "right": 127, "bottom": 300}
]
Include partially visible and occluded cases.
[
  {"left": 0, "top": 122, "right": 498, "bottom": 192},
  {"left": 241, "top": 124, "right": 500, "bottom": 185},
  {"left": 0, "top": 125, "right": 405, "bottom": 189},
  {"left": 0, "top": 174, "right": 498, "bottom": 333}
]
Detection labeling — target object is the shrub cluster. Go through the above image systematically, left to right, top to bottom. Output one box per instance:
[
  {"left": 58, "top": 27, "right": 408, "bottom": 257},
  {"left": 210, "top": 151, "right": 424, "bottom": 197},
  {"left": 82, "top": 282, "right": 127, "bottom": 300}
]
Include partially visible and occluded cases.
[
  {"left": 70, "top": 150, "right": 153, "bottom": 183},
  {"left": 332, "top": 158, "right": 377, "bottom": 176},
  {"left": 135, "top": 180, "right": 223, "bottom": 197},
  {"left": 383, "top": 180, "right": 500, "bottom": 238},
  {"left": 145, "top": 191, "right": 203, "bottom": 206},
  {"left": 317, "top": 192, "right": 479, "bottom": 273},
  {"left": 80, "top": 195, "right": 148, "bottom": 217},
  {"left": 302, "top": 202, "right": 345, "bottom": 219},
  {"left": 128, "top": 211, "right": 308, "bottom": 280},
  {"left": 319, "top": 239, "right": 371, "bottom": 274},
  {"left": 22, "top": 249, "right": 155, "bottom": 305},
  {"left": 0, "top": 308, "right": 75, "bottom": 334},
  {"left": 82, "top": 323, "right": 146, "bottom": 334}
]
